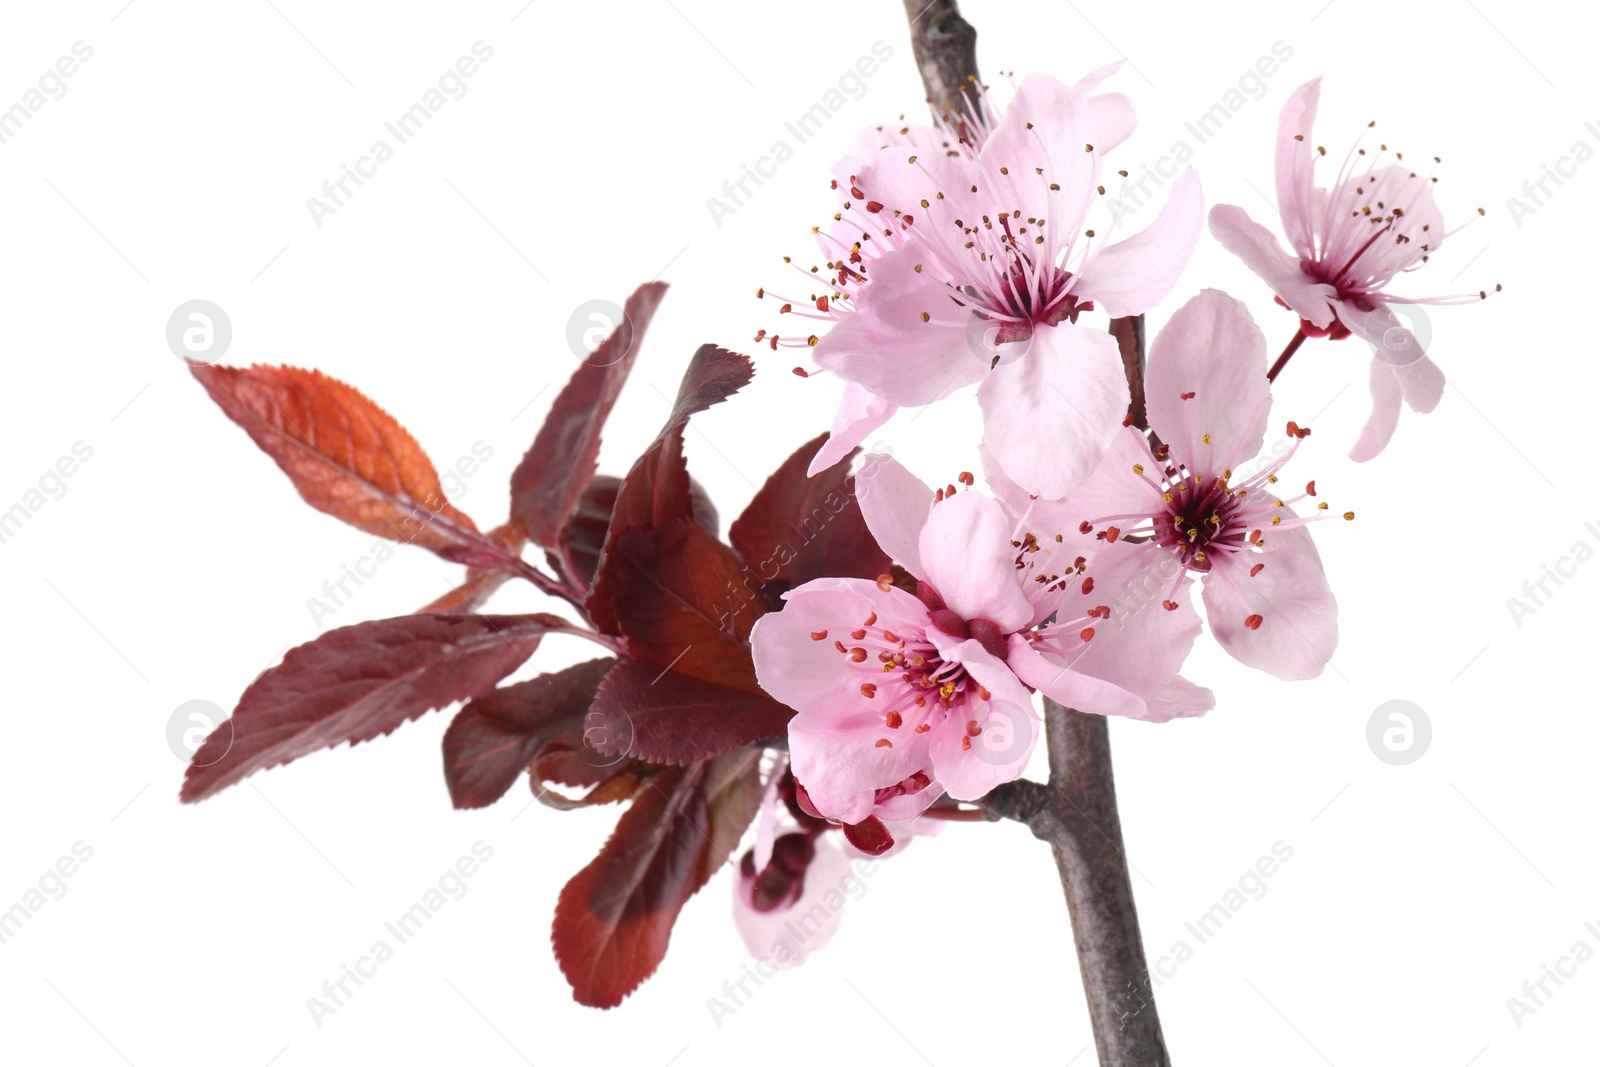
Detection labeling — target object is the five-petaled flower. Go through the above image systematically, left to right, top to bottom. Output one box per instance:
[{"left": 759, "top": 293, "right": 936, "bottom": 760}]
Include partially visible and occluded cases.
[
  {"left": 767, "top": 71, "right": 1203, "bottom": 499},
  {"left": 1209, "top": 77, "right": 1490, "bottom": 461},
  {"left": 1020, "top": 289, "right": 1341, "bottom": 680},
  {"left": 749, "top": 451, "right": 1211, "bottom": 827}
]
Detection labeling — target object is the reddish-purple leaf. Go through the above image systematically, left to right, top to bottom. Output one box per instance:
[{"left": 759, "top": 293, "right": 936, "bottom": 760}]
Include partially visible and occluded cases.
[
  {"left": 510, "top": 283, "right": 668, "bottom": 549},
  {"left": 191, "top": 363, "right": 503, "bottom": 568},
  {"left": 729, "top": 432, "right": 889, "bottom": 603},
  {"left": 555, "top": 474, "right": 720, "bottom": 592},
  {"left": 599, "top": 519, "right": 767, "bottom": 693},
  {"left": 181, "top": 613, "right": 582, "bottom": 803},
  {"left": 442, "top": 658, "right": 614, "bottom": 809},
  {"left": 587, "top": 659, "right": 793, "bottom": 766},
  {"left": 551, "top": 747, "right": 763, "bottom": 1007},
  {"left": 553, "top": 764, "right": 709, "bottom": 1008}
]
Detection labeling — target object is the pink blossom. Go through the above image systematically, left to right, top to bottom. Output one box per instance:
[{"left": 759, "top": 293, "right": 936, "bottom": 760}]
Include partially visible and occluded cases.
[
  {"left": 767, "top": 71, "right": 1202, "bottom": 496},
  {"left": 1208, "top": 77, "right": 1489, "bottom": 461},
  {"left": 1025, "top": 289, "right": 1340, "bottom": 680},
  {"left": 749, "top": 453, "right": 1211, "bottom": 826}
]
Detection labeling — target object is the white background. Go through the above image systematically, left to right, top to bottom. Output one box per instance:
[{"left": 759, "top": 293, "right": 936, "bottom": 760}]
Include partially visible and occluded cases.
[{"left": 0, "top": 0, "right": 1593, "bottom": 1063}]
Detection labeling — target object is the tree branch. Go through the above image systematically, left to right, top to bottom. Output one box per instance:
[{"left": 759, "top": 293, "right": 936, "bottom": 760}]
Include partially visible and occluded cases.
[
  {"left": 899, "top": 0, "right": 981, "bottom": 119},
  {"left": 894, "top": 4, "right": 1171, "bottom": 1063}
]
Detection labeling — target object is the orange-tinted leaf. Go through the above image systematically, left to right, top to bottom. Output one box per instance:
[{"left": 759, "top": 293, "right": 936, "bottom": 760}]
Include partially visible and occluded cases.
[
  {"left": 511, "top": 283, "right": 668, "bottom": 551},
  {"left": 191, "top": 363, "right": 504, "bottom": 568},
  {"left": 420, "top": 525, "right": 526, "bottom": 614},
  {"left": 181, "top": 613, "right": 580, "bottom": 802}
]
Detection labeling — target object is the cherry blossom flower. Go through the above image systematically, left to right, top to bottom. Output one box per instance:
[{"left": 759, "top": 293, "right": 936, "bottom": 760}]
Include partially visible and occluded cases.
[
  {"left": 762, "top": 71, "right": 1202, "bottom": 497},
  {"left": 1208, "top": 77, "right": 1491, "bottom": 461},
  {"left": 1031, "top": 289, "right": 1340, "bottom": 680},
  {"left": 749, "top": 453, "right": 1211, "bottom": 826}
]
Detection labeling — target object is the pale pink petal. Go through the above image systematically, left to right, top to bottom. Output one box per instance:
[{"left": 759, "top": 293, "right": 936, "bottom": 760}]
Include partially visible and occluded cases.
[
  {"left": 1070, "top": 60, "right": 1124, "bottom": 94},
  {"left": 978, "top": 73, "right": 1099, "bottom": 231},
  {"left": 1275, "top": 77, "right": 1322, "bottom": 258},
  {"left": 1078, "top": 169, "right": 1204, "bottom": 318},
  {"left": 1208, "top": 205, "right": 1337, "bottom": 327},
  {"left": 812, "top": 246, "right": 986, "bottom": 408},
  {"left": 1145, "top": 289, "right": 1272, "bottom": 475},
  {"left": 978, "top": 324, "right": 1129, "bottom": 500},
  {"left": 1349, "top": 354, "right": 1403, "bottom": 462},
  {"left": 1399, "top": 355, "right": 1445, "bottom": 414},
  {"left": 808, "top": 383, "right": 897, "bottom": 477},
  {"left": 1035, "top": 426, "right": 1165, "bottom": 545},
  {"left": 855, "top": 453, "right": 935, "bottom": 580},
  {"left": 917, "top": 491, "right": 1034, "bottom": 631},
  {"left": 1200, "top": 517, "right": 1337, "bottom": 680},
  {"left": 1063, "top": 541, "right": 1205, "bottom": 693},
  {"left": 1005, "top": 637, "right": 1153, "bottom": 720},
  {"left": 923, "top": 638, "right": 1039, "bottom": 800},
  {"left": 1141, "top": 676, "right": 1215, "bottom": 721},
  {"left": 787, "top": 707, "right": 932, "bottom": 816},
  {"left": 753, "top": 753, "right": 788, "bottom": 872},
  {"left": 867, "top": 779, "right": 944, "bottom": 824},
  {"left": 733, "top": 836, "right": 857, "bottom": 970}
]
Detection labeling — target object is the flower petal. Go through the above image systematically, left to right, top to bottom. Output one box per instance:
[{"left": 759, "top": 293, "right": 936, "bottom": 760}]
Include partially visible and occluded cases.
[
  {"left": 978, "top": 73, "right": 1099, "bottom": 231},
  {"left": 1275, "top": 77, "right": 1322, "bottom": 258},
  {"left": 1078, "top": 169, "right": 1204, "bottom": 318},
  {"left": 1208, "top": 204, "right": 1337, "bottom": 327},
  {"left": 812, "top": 245, "right": 986, "bottom": 408},
  {"left": 1145, "top": 289, "right": 1272, "bottom": 476},
  {"left": 978, "top": 324, "right": 1129, "bottom": 500},
  {"left": 1349, "top": 354, "right": 1403, "bottom": 462},
  {"left": 808, "top": 383, "right": 897, "bottom": 477},
  {"left": 856, "top": 453, "right": 935, "bottom": 579},
  {"left": 918, "top": 490, "right": 1034, "bottom": 631},
  {"left": 1200, "top": 516, "right": 1337, "bottom": 680},
  {"left": 1065, "top": 541, "right": 1206, "bottom": 695},
  {"left": 1006, "top": 637, "right": 1155, "bottom": 720},
  {"left": 923, "top": 638, "right": 1039, "bottom": 800},
  {"left": 733, "top": 835, "right": 856, "bottom": 970}
]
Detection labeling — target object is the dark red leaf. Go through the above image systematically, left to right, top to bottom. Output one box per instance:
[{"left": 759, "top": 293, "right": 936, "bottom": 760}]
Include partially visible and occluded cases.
[
  {"left": 510, "top": 283, "right": 668, "bottom": 549},
  {"left": 191, "top": 364, "right": 504, "bottom": 568},
  {"left": 728, "top": 432, "right": 889, "bottom": 605},
  {"left": 555, "top": 474, "right": 720, "bottom": 592},
  {"left": 599, "top": 518, "right": 767, "bottom": 692},
  {"left": 181, "top": 613, "right": 581, "bottom": 803},
  {"left": 442, "top": 658, "right": 614, "bottom": 809},
  {"left": 587, "top": 659, "right": 793, "bottom": 766},
  {"left": 552, "top": 747, "right": 763, "bottom": 1007},
  {"left": 552, "top": 764, "right": 709, "bottom": 1008},
  {"left": 842, "top": 815, "right": 895, "bottom": 856}
]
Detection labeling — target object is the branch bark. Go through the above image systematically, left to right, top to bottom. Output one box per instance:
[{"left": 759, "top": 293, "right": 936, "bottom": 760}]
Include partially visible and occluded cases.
[
  {"left": 899, "top": 0, "right": 981, "bottom": 119},
  {"left": 895, "top": 3, "right": 1171, "bottom": 1063}
]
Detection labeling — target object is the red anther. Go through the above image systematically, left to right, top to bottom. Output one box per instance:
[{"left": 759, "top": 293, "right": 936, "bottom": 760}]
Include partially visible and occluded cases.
[
  {"left": 850, "top": 186, "right": 865, "bottom": 199},
  {"left": 866, "top": 201, "right": 884, "bottom": 213},
  {"left": 816, "top": 296, "right": 830, "bottom": 312},
  {"left": 779, "top": 303, "right": 793, "bottom": 314},
  {"left": 754, "top": 329, "right": 767, "bottom": 341},
  {"left": 769, "top": 336, "right": 779, "bottom": 350},
  {"left": 792, "top": 367, "right": 809, "bottom": 378},
  {"left": 1181, "top": 391, "right": 1196, "bottom": 400},
  {"left": 1286, "top": 420, "right": 1311, "bottom": 439},
  {"left": 958, "top": 471, "right": 974, "bottom": 486},
  {"left": 1305, "top": 480, "right": 1316, "bottom": 495},
  {"left": 946, "top": 483, "right": 957, "bottom": 497},
  {"left": 935, "top": 488, "right": 945, "bottom": 502},
  {"left": 1079, "top": 521, "right": 1093, "bottom": 534},
  {"left": 1104, "top": 526, "right": 1121, "bottom": 542},
  {"left": 1247, "top": 530, "right": 1261, "bottom": 544},
  {"left": 1250, "top": 563, "right": 1265, "bottom": 577},
  {"left": 876, "top": 574, "right": 894, "bottom": 592},
  {"left": 1081, "top": 577, "right": 1095, "bottom": 594},
  {"left": 1162, "top": 600, "right": 1179, "bottom": 611},
  {"left": 864, "top": 611, "right": 877, "bottom": 626},
  {"left": 1244, "top": 614, "right": 1264, "bottom": 631},
  {"left": 1079, "top": 627, "right": 1096, "bottom": 642},
  {"left": 850, "top": 629, "right": 867, "bottom": 640},
  {"left": 810, "top": 630, "right": 828, "bottom": 640},
  {"left": 850, "top": 648, "right": 868, "bottom": 662},
  {"left": 860, "top": 683, "right": 877, "bottom": 698},
  {"left": 885, "top": 711, "right": 903, "bottom": 729},
  {"left": 965, "top": 720, "right": 982, "bottom": 737},
  {"left": 875, "top": 738, "right": 892, "bottom": 748}
]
